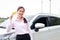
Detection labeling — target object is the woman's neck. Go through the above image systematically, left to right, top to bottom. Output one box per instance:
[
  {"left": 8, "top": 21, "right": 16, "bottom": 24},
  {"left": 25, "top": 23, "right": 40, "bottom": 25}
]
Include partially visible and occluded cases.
[{"left": 17, "top": 16, "right": 23, "bottom": 21}]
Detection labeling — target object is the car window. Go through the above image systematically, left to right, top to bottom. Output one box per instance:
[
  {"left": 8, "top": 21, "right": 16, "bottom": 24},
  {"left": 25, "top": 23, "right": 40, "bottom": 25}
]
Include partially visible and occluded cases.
[
  {"left": 30, "top": 15, "right": 60, "bottom": 30},
  {"left": 31, "top": 16, "right": 48, "bottom": 29},
  {"left": 48, "top": 16, "right": 60, "bottom": 26}
]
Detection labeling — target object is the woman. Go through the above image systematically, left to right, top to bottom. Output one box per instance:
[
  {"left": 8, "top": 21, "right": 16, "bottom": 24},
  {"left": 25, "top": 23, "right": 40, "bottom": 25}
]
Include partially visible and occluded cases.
[{"left": 7, "top": 6, "right": 32, "bottom": 40}]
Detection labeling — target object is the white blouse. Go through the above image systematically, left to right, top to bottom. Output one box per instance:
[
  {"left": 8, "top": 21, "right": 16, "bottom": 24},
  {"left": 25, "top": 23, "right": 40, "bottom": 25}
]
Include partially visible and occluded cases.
[{"left": 7, "top": 18, "right": 31, "bottom": 35}]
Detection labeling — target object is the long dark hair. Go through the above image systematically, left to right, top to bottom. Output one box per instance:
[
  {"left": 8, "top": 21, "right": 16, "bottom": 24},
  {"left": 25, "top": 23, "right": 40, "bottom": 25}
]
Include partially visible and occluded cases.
[
  {"left": 17, "top": 6, "right": 25, "bottom": 12},
  {"left": 23, "top": 17, "right": 27, "bottom": 23}
]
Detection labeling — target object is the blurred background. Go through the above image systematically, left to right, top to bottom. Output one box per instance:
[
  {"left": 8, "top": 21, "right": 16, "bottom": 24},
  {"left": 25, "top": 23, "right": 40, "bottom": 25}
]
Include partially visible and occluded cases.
[{"left": 0, "top": 0, "right": 60, "bottom": 23}]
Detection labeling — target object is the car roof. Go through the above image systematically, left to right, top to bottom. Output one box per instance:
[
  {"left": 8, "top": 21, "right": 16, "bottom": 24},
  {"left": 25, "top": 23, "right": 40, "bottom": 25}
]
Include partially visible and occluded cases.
[{"left": 30, "top": 13, "right": 60, "bottom": 24}]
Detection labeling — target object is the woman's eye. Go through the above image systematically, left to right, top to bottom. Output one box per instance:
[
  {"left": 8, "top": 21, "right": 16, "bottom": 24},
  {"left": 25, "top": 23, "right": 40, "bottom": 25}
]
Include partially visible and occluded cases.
[{"left": 19, "top": 11, "right": 24, "bottom": 12}]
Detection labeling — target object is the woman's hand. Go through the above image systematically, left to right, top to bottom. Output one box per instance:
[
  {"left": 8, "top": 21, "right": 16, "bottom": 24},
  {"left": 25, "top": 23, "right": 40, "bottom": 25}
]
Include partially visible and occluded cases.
[
  {"left": 9, "top": 12, "right": 16, "bottom": 20},
  {"left": 9, "top": 14, "right": 13, "bottom": 20}
]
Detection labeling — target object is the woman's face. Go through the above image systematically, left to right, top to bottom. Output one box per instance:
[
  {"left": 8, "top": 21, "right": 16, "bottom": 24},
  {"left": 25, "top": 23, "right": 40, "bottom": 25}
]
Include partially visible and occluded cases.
[{"left": 17, "top": 8, "right": 24, "bottom": 18}]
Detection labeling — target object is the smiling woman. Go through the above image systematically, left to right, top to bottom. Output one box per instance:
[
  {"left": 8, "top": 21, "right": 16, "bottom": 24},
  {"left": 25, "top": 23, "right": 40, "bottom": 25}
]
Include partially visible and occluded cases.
[{"left": 6, "top": 6, "right": 32, "bottom": 40}]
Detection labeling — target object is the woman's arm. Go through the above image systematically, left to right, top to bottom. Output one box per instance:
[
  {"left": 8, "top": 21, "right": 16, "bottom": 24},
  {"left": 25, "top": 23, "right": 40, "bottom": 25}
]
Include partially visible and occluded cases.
[
  {"left": 6, "top": 14, "right": 14, "bottom": 32},
  {"left": 6, "top": 19, "right": 13, "bottom": 32}
]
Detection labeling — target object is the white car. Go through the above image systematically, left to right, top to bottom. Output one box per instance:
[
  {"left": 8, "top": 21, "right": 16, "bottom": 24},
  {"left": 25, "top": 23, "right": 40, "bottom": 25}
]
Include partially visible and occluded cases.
[{"left": 0, "top": 13, "right": 60, "bottom": 40}]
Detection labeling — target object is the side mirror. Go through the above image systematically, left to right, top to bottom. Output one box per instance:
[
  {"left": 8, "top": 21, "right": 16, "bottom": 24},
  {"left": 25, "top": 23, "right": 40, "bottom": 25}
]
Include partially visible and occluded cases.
[
  {"left": 35, "top": 23, "right": 45, "bottom": 32},
  {"left": 35, "top": 23, "right": 45, "bottom": 28}
]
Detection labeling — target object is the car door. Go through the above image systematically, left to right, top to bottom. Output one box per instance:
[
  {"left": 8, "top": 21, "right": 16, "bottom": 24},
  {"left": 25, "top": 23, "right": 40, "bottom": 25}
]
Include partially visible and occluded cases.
[
  {"left": 30, "top": 15, "right": 48, "bottom": 40},
  {"left": 31, "top": 16, "right": 60, "bottom": 40}
]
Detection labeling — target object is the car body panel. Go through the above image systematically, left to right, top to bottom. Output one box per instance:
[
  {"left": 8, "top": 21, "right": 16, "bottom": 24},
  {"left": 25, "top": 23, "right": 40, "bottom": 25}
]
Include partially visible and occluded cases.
[{"left": 33, "top": 25, "right": 60, "bottom": 40}]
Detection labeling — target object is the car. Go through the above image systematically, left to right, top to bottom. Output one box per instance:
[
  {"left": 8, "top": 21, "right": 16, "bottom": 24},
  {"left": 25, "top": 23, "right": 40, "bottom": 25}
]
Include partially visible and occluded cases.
[{"left": 0, "top": 13, "right": 60, "bottom": 40}]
